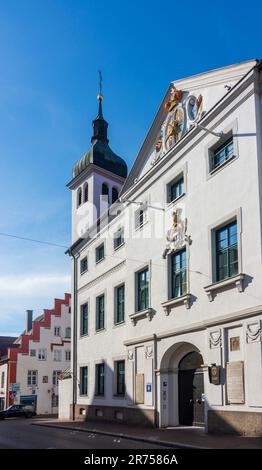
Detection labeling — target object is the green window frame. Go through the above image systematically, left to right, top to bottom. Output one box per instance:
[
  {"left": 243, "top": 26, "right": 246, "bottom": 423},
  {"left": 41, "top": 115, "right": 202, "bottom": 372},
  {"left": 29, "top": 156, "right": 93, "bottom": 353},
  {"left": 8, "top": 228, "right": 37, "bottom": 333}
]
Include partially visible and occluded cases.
[
  {"left": 212, "top": 138, "right": 234, "bottom": 170},
  {"left": 170, "top": 176, "right": 184, "bottom": 202},
  {"left": 216, "top": 221, "right": 238, "bottom": 281},
  {"left": 114, "top": 228, "right": 124, "bottom": 250},
  {"left": 96, "top": 243, "right": 105, "bottom": 263},
  {"left": 170, "top": 248, "right": 187, "bottom": 298},
  {"left": 80, "top": 256, "right": 88, "bottom": 274},
  {"left": 137, "top": 268, "right": 149, "bottom": 311},
  {"left": 115, "top": 285, "right": 125, "bottom": 324},
  {"left": 96, "top": 294, "right": 105, "bottom": 331},
  {"left": 80, "top": 303, "right": 88, "bottom": 336},
  {"left": 116, "top": 361, "right": 125, "bottom": 395},
  {"left": 96, "top": 363, "right": 105, "bottom": 396},
  {"left": 80, "top": 366, "right": 88, "bottom": 396}
]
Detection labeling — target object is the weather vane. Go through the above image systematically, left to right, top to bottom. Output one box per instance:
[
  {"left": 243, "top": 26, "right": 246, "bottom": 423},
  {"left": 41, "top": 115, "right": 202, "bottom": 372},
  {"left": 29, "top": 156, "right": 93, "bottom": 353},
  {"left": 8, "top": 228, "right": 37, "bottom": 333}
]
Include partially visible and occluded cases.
[{"left": 98, "top": 70, "right": 103, "bottom": 100}]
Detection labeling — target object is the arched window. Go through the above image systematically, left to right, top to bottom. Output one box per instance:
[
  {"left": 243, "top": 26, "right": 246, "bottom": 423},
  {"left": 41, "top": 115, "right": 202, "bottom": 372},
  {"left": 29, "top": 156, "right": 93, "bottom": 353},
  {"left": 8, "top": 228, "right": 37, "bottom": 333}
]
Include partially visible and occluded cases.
[
  {"left": 84, "top": 183, "right": 88, "bottom": 203},
  {"left": 102, "top": 183, "right": 109, "bottom": 202},
  {"left": 112, "top": 187, "right": 119, "bottom": 204},
  {"left": 77, "top": 188, "right": 82, "bottom": 207},
  {"left": 65, "top": 327, "right": 71, "bottom": 339}
]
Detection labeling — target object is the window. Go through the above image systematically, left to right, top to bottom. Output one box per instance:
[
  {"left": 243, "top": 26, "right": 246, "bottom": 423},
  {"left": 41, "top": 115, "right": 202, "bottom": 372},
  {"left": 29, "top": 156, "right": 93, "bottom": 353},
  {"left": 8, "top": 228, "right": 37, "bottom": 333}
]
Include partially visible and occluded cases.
[
  {"left": 212, "top": 138, "right": 234, "bottom": 171},
  {"left": 168, "top": 175, "right": 184, "bottom": 203},
  {"left": 83, "top": 183, "right": 88, "bottom": 203},
  {"left": 102, "top": 183, "right": 109, "bottom": 202},
  {"left": 77, "top": 187, "right": 82, "bottom": 207},
  {"left": 112, "top": 187, "right": 119, "bottom": 204},
  {"left": 135, "top": 204, "right": 148, "bottom": 230},
  {"left": 215, "top": 221, "right": 238, "bottom": 281},
  {"left": 114, "top": 228, "right": 124, "bottom": 250},
  {"left": 96, "top": 243, "right": 105, "bottom": 263},
  {"left": 170, "top": 249, "right": 187, "bottom": 298},
  {"left": 80, "top": 256, "right": 88, "bottom": 274},
  {"left": 136, "top": 268, "right": 149, "bottom": 311},
  {"left": 115, "top": 285, "right": 125, "bottom": 324},
  {"left": 96, "top": 294, "right": 105, "bottom": 331},
  {"left": 80, "top": 303, "right": 88, "bottom": 336},
  {"left": 54, "top": 326, "right": 61, "bottom": 337},
  {"left": 65, "top": 327, "right": 71, "bottom": 338},
  {"left": 38, "top": 348, "right": 47, "bottom": 361},
  {"left": 30, "top": 349, "right": 36, "bottom": 357},
  {"left": 54, "top": 350, "right": 62, "bottom": 362},
  {"left": 65, "top": 350, "right": 71, "bottom": 361},
  {"left": 116, "top": 360, "right": 125, "bottom": 395},
  {"left": 96, "top": 363, "right": 105, "bottom": 396},
  {"left": 80, "top": 366, "right": 88, "bottom": 396},
  {"left": 27, "top": 370, "right": 37, "bottom": 386},
  {"left": 52, "top": 370, "right": 61, "bottom": 386},
  {"left": 1, "top": 372, "right": 4, "bottom": 388},
  {"left": 52, "top": 395, "right": 59, "bottom": 407}
]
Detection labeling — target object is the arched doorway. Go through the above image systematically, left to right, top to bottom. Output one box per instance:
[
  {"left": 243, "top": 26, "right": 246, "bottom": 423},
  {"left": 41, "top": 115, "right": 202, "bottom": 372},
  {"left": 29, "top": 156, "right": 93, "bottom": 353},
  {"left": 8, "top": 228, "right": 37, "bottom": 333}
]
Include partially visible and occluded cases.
[{"left": 178, "top": 351, "right": 204, "bottom": 426}]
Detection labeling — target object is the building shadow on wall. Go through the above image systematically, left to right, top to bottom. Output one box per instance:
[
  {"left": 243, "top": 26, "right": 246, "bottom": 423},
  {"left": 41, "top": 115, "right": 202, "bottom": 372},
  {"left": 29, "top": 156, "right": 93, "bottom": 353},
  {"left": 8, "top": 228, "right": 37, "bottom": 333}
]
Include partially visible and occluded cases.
[{"left": 72, "top": 360, "right": 155, "bottom": 428}]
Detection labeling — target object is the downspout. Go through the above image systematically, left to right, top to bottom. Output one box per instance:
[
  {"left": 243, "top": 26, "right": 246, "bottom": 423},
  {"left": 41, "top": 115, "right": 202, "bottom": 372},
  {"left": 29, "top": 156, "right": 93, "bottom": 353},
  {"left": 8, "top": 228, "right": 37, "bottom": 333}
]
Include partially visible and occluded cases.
[{"left": 69, "top": 249, "right": 79, "bottom": 421}]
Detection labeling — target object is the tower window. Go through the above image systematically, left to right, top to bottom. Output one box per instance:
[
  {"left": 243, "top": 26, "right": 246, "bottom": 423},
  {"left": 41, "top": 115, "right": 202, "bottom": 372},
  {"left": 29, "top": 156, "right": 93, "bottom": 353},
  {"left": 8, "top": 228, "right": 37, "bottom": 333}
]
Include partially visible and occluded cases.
[
  {"left": 84, "top": 183, "right": 88, "bottom": 203},
  {"left": 102, "top": 183, "right": 109, "bottom": 202},
  {"left": 112, "top": 187, "right": 119, "bottom": 204},
  {"left": 77, "top": 188, "right": 82, "bottom": 207}
]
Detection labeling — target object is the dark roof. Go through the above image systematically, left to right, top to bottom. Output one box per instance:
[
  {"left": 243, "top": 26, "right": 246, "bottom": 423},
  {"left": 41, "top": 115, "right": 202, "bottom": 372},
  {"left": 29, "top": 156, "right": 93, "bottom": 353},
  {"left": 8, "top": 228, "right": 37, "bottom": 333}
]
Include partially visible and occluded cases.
[
  {"left": 72, "top": 96, "right": 127, "bottom": 180},
  {"left": 73, "top": 140, "right": 127, "bottom": 179},
  {"left": 0, "top": 336, "right": 18, "bottom": 358}
]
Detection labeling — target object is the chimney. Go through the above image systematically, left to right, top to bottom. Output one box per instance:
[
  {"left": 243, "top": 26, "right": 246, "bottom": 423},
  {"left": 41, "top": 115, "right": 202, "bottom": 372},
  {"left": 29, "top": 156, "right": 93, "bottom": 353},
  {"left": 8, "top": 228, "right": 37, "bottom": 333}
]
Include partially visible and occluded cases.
[{"left": 26, "top": 310, "right": 33, "bottom": 333}]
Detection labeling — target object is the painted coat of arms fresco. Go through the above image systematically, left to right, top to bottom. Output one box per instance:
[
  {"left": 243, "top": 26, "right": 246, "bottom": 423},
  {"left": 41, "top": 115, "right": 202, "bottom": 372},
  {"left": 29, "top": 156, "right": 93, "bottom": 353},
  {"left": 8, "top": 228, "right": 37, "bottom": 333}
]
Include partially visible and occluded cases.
[{"left": 152, "top": 88, "right": 204, "bottom": 166}]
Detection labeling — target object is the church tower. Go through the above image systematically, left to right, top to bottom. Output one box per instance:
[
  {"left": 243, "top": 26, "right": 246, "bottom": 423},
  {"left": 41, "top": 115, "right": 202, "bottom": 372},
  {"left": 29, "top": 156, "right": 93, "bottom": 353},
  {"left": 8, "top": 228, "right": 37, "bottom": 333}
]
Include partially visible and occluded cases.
[{"left": 67, "top": 88, "right": 127, "bottom": 243}]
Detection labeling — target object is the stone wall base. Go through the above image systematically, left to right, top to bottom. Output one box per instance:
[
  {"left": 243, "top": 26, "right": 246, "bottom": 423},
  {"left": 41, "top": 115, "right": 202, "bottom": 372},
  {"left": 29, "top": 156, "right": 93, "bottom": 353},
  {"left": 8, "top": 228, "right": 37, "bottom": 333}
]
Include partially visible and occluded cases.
[
  {"left": 70, "top": 404, "right": 155, "bottom": 427},
  {"left": 208, "top": 410, "right": 262, "bottom": 436}
]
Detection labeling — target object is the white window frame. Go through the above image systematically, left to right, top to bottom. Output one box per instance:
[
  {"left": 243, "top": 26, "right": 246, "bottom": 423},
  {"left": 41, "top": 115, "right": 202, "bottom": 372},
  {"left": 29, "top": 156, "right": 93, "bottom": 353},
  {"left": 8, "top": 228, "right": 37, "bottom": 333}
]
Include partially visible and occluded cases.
[
  {"left": 54, "top": 326, "right": 61, "bottom": 337},
  {"left": 38, "top": 348, "right": 47, "bottom": 361},
  {"left": 54, "top": 350, "right": 62, "bottom": 362}
]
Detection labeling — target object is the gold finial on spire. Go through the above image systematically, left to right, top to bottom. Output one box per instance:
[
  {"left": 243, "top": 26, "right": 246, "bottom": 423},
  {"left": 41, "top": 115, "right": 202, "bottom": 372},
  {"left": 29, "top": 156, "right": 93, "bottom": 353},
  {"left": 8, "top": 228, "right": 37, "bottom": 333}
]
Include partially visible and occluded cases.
[{"left": 97, "top": 70, "right": 103, "bottom": 101}]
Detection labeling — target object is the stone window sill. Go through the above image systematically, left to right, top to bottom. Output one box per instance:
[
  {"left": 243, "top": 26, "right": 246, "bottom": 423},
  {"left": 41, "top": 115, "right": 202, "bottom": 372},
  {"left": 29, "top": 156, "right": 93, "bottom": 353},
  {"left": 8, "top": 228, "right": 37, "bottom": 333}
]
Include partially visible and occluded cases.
[
  {"left": 204, "top": 273, "right": 245, "bottom": 302},
  {"left": 161, "top": 294, "right": 191, "bottom": 315},
  {"left": 129, "top": 308, "right": 153, "bottom": 325}
]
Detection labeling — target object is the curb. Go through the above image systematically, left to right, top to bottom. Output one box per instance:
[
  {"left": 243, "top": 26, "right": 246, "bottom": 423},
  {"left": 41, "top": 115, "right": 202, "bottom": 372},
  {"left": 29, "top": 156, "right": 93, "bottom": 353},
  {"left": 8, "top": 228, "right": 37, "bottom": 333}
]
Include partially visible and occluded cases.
[{"left": 31, "top": 421, "right": 206, "bottom": 449}]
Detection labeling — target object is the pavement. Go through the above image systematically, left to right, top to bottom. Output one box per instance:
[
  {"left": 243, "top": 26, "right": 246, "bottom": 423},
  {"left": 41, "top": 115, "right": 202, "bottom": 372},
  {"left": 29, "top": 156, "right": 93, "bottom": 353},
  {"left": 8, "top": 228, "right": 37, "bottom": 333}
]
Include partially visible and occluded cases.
[
  {"left": 0, "top": 418, "right": 168, "bottom": 449},
  {"left": 32, "top": 418, "right": 262, "bottom": 449}
]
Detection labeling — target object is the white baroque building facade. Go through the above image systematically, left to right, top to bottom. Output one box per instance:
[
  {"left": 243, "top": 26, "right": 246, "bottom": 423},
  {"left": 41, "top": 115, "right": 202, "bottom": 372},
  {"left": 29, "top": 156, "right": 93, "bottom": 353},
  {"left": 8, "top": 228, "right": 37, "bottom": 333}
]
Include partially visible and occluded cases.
[{"left": 60, "top": 60, "right": 262, "bottom": 435}]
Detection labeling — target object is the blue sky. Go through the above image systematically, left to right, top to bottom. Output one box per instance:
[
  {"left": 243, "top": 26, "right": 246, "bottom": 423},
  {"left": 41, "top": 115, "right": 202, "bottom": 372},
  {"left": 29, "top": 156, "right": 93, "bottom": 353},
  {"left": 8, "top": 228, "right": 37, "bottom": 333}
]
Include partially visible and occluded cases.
[{"left": 0, "top": 0, "right": 261, "bottom": 335}]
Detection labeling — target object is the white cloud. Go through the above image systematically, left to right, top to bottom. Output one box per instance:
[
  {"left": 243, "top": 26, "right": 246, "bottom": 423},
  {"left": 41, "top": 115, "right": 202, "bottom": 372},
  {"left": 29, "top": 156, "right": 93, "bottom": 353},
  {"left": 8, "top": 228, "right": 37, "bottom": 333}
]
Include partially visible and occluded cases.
[{"left": 0, "top": 274, "right": 71, "bottom": 329}]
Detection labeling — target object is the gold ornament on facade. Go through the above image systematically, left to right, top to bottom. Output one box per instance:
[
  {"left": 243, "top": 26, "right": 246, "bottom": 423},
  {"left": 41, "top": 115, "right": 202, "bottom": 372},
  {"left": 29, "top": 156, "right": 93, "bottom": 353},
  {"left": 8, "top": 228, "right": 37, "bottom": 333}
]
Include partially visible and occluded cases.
[{"left": 165, "top": 88, "right": 183, "bottom": 113}]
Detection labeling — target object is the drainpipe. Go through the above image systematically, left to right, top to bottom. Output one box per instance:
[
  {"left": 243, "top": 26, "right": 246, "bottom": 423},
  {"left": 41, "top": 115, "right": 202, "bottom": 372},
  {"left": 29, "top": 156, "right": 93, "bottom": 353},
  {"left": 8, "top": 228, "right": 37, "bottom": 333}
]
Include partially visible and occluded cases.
[{"left": 70, "top": 249, "right": 79, "bottom": 421}]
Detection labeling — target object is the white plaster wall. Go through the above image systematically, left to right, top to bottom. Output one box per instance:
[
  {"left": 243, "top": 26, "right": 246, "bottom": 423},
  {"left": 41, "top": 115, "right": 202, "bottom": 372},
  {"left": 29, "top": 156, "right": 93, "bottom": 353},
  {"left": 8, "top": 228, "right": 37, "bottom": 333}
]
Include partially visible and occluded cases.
[
  {"left": 71, "top": 64, "right": 262, "bottom": 425},
  {"left": 58, "top": 377, "right": 72, "bottom": 420}
]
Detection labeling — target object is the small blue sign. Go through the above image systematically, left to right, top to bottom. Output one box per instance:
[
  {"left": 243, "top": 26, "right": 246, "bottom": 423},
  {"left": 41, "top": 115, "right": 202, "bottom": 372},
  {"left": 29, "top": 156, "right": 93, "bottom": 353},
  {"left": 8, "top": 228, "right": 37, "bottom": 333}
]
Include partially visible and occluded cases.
[{"left": 146, "top": 383, "right": 152, "bottom": 392}]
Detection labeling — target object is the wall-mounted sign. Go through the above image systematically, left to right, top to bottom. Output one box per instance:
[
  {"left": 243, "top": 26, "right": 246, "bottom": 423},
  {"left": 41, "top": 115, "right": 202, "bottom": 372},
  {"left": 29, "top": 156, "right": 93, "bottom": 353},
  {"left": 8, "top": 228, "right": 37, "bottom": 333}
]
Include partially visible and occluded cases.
[
  {"left": 226, "top": 361, "right": 245, "bottom": 404},
  {"left": 208, "top": 365, "right": 221, "bottom": 385},
  {"left": 146, "top": 383, "right": 152, "bottom": 392}
]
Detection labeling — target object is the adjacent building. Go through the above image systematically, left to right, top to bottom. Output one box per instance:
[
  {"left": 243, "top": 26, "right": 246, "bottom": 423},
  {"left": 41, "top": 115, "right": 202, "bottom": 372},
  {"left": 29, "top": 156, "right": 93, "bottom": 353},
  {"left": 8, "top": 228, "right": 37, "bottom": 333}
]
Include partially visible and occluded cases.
[
  {"left": 61, "top": 59, "right": 262, "bottom": 435},
  {"left": 2, "top": 294, "right": 71, "bottom": 415},
  {"left": 0, "top": 336, "right": 18, "bottom": 410}
]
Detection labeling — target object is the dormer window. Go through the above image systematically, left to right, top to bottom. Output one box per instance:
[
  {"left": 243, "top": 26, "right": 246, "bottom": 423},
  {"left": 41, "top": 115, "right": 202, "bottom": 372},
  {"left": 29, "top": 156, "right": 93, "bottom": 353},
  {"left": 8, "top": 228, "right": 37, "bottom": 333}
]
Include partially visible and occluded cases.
[
  {"left": 84, "top": 183, "right": 88, "bottom": 203},
  {"left": 112, "top": 187, "right": 119, "bottom": 204},
  {"left": 77, "top": 188, "right": 82, "bottom": 207}
]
